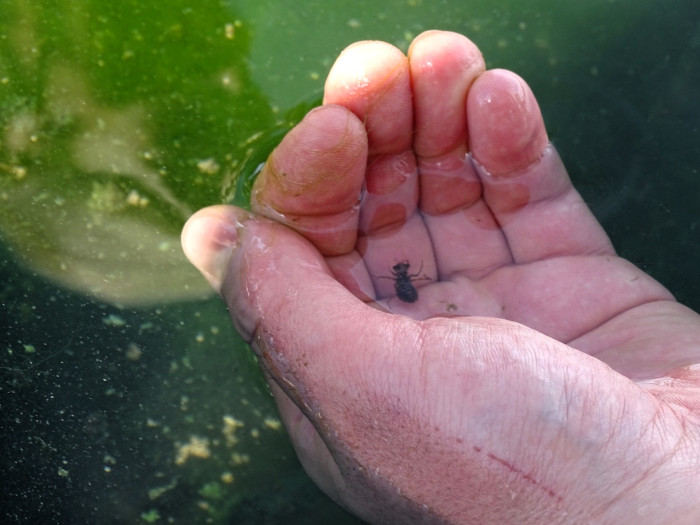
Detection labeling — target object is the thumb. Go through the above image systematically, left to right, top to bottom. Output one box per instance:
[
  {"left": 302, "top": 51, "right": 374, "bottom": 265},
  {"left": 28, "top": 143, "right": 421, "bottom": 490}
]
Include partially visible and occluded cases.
[{"left": 180, "top": 203, "right": 375, "bottom": 364}]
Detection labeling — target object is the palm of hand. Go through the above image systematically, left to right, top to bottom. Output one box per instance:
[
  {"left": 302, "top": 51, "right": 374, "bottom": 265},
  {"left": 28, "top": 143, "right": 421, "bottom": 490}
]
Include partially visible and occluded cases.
[
  {"left": 182, "top": 30, "right": 700, "bottom": 523},
  {"left": 251, "top": 33, "right": 699, "bottom": 383}
]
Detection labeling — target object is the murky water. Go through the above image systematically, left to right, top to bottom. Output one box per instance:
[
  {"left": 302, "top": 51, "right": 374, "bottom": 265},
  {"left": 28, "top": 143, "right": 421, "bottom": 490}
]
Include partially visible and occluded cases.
[{"left": 1, "top": 0, "right": 697, "bottom": 523}]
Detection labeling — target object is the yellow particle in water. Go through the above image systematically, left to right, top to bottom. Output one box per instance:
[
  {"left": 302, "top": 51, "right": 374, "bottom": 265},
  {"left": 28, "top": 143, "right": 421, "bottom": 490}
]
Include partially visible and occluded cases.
[
  {"left": 225, "top": 23, "right": 235, "bottom": 39},
  {"left": 221, "top": 71, "right": 241, "bottom": 91},
  {"left": 196, "top": 158, "right": 220, "bottom": 175},
  {"left": 12, "top": 165, "right": 27, "bottom": 179},
  {"left": 89, "top": 181, "right": 125, "bottom": 213},
  {"left": 127, "top": 189, "right": 141, "bottom": 206},
  {"left": 130, "top": 189, "right": 149, "bottom": 207},
  {"left": 103, "top": 314, "right": 126, "bottom": 327},
  {"left": 126, "top": 343, "right": 142, "bottom": 361},
  {"left": 222, "top": 415, "right": 244, "bottom": 446},
  {"left": 223, "top": 415, "right": 244, "bottom": 429},
  {"left": 263, "top": 417, "right": 282, "bottom": 431},
  {"left": 175, "top": 435, "right": 211, "bottom": 465},
  {"left": 231, "top": 452, "right": 250, "bottom": 465},
  {"left": 221, "top": 471, "right": 234, "bottom": 484},
  {"left": 148, "top": 478, "right": 178, "bottom": 500},
  {"left": 141, "top": 509, "right": 161, "bottom": 523}
]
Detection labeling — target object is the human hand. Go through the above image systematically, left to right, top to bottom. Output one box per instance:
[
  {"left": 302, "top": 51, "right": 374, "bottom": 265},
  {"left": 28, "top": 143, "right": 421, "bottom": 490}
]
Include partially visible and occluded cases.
[{"left": 182, "top": 31, "right": 700, "bottom": 524}]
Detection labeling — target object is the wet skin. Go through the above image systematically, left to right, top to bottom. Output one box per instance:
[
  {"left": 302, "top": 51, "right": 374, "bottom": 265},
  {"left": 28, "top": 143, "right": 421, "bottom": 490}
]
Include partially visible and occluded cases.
[{"left": 182, "top": 31, "right": 700, "bottom": 524}]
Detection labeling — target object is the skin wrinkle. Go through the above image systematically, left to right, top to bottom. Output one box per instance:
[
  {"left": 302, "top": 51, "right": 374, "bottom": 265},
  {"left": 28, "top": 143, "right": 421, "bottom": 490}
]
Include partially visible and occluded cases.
[
  {"left": 475, "top": 146, "right": 571, "bottom": 220},
  {"left": 262, "top": 160, "right": 355, "bottom": 213},
  {"left": 570, "top": 291, "right": 674, "bottom": 348},
  {"left": 562, "top": 298, "right": 668, "bottom": 350},
  {"left": 569, "top": 298, "right": 679, "bottom": 364},
  {"left": 647, "top": 381, "right": 700, "bottom": 415},
  {"left": 596, "top": 388, "right": 685, "bottom": 520},
  {"left": 592, "top": 403, "right": 684, "bottom": 521}
]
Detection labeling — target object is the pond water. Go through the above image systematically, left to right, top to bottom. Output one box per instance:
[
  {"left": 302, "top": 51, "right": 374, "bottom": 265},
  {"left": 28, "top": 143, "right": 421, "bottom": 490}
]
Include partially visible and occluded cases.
[{"left": 1, "top": 0, "right": 698, "bottom": 523}]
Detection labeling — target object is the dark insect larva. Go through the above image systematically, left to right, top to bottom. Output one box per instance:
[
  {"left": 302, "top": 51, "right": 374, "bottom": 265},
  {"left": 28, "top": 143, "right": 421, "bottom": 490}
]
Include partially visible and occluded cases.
[{"left": 379, "top": 261, "right": 429, "bottom": 303}]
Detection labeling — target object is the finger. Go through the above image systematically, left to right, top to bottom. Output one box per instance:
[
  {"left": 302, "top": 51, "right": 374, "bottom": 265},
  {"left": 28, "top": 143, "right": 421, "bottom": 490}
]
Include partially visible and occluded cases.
[
  {"left": 408, "top": 30, "right": 511, "bottom": 279},
  {"left": 409, "top": 30, "right": 485, "bottom": 212},
  {"left": 323, "top": 40, "right": 412, "bottom": 156},
  {"left": 324, "top": 41, "right": 438, "bottom": 292},
  {"left": 468, "top": 69, "right": 615, "bottom": 262},
  {"left": 251, "top": 105, "right": 367, "bottom": 256},
  {"left": 181, "top": 204, "right": 246, "bottom": 294}
]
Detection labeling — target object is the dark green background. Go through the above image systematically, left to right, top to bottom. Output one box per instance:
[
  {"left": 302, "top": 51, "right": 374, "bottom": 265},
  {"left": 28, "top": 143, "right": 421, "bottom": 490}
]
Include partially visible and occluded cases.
[{"left": 1, "top": 0, "right": 697, "bottom": 523}]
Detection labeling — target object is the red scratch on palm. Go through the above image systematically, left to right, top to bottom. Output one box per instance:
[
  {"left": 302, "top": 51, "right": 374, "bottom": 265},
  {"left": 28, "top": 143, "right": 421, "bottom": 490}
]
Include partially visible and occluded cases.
[{"left": 483, "top": 449, "right": 562, "bottom": 502}]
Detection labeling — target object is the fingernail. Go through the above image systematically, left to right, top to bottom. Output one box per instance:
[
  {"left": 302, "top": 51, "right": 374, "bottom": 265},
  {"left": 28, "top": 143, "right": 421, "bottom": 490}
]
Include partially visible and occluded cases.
[{"left": 181, "top": 206, "right": 248, "bottom": 292}]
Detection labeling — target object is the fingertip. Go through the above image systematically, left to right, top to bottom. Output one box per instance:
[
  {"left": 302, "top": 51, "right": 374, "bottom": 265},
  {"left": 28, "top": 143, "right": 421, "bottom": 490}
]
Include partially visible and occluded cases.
[
  {"left": 408, "top": 29, "right": 485, "bottom": 161},
  {"left": 408, "top": 30, "right": 483, "bottom": 70},
  {"left": 324, "top": 39, "right": 412, "bottom": 155},
  {"left": 324, "top": 40, "right": 407, "bottom": 105},
  {"left": 467, "top": 69, "right": 549, "bottom": 175},
  {"left": 255, "top": 104, "right": 367, "bottom": 216},
  {"left": 181, "top": 205, "right": 250, "bottom": 293}
]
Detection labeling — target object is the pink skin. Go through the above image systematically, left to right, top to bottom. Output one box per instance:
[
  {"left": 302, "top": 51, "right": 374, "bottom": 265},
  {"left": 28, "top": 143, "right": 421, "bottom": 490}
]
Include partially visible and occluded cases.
[{"left": 181, "top": 31, "right": 700, "bottom": 524}]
